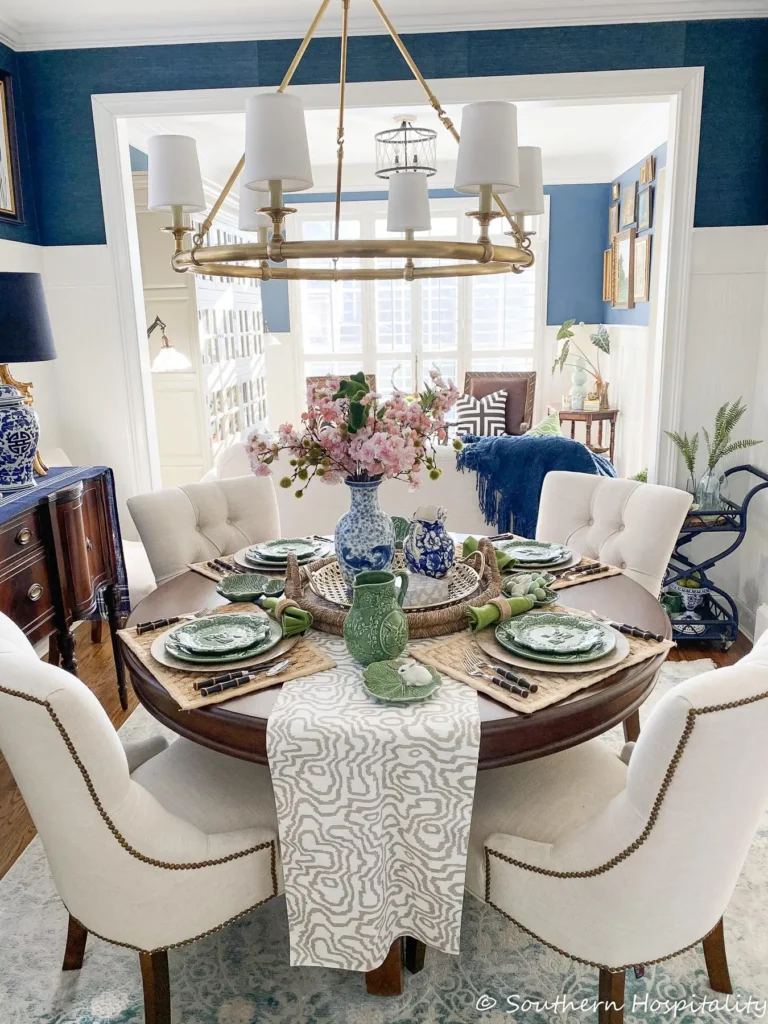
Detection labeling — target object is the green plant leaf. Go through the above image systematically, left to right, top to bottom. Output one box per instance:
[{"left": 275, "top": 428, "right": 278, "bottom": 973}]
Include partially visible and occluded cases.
[
  {"left": 556, "top": 319, "right": 576, "bottom": 341},
  {"left": 590, "top": 325, "right": 611, "bottom": 354}
]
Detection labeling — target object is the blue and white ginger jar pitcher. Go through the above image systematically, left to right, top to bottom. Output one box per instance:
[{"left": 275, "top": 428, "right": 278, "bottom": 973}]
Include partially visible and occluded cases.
[
  {"left": 0, "top": 384, "right": 39, "bottom": 492},
  {"left": 403, "top": 505, "right": 455, "bottom": 578}
]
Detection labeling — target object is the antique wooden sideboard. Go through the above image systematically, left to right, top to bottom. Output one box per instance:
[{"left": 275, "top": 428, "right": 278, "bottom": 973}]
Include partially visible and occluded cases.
[{"left": 0, "top": 467, "right": 130, "bottom": 708}]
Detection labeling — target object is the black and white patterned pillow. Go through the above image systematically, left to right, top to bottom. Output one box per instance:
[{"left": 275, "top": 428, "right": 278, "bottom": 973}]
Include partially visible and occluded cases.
[{"left": 455, "top": 389, "right": 507, "bottom": 436}]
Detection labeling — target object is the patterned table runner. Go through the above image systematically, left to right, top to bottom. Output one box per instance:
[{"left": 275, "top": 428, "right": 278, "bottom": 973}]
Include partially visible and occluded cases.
[{"left": 267, "top": 634, "right": 481, "bottom": 972}]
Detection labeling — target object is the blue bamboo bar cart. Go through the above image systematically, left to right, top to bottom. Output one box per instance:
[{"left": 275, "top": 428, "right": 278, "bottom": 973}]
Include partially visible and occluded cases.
[{"left": 664, "top": 464, "right": 768, "bottom": 649}]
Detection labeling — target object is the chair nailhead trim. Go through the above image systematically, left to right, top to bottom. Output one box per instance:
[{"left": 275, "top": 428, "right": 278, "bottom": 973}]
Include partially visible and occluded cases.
[
  {"left": 0, "top": 683, "right": 277, "bottom": 871},
  {"left": 485, "top": 689, "right": 768, "bottom": 882},
  {"left": 484, "top": 888, "right": 721, "bottom": 972},
  {"left": 65, "top": 889, "right": 279, "bottom": 955}
]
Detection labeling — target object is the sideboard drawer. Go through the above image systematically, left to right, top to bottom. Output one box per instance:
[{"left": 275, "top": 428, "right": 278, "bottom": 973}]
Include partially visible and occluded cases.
[
  {"left": 0, "top": 510, "right": 42, "bottom": 567},
  {"left": 0, "top": 550, "right": 55, "bottom": 643}
]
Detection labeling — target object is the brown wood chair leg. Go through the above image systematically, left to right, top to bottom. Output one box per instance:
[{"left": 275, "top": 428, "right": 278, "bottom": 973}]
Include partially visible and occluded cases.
[
  {"left": 91, "top": 619, "right": 104, "bottom": 644},
  {"left": 48, "top": 634, "right": 60, "bottom": 667},
  {"left": 623, "top": 709, "right": 641, "bottom": 744},
  {"left": 62, "top": 914, "right": 88, "bottom": 971},
  {"left": 703, "top": 918, "right": 733, "bottom": 994},
  {"left": 404, "top": 936, "right": 426, "bottom": 974},
  {"left": 365, "top": 938, "right": 403, "bottom": 995},
  {"left": 139, "top": 950, "right": 171, "bottom": 1024},
  {"left": 598, "top": 968, "right": 625, "bottom": 1024}
]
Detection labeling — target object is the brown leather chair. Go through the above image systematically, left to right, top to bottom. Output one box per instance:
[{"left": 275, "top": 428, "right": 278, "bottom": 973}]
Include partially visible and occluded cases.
[{"left": 463, "top": 371, "right": 536, "bottom": 435}]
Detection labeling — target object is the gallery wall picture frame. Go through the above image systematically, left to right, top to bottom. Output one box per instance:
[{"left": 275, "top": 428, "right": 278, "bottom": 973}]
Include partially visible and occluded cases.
[
  {"left": 0, "top": 70, "right": 23, "bottom": 225},
  {"left": 639, "top": 155, "right": 656, "bottom": 185},
  {"left": 611, "top": 182, "right": 620, "bottom": 201},
  {"left": 620, "top": 182, "right": 637, "bottom": 227},
  {"left": 638, "top": 185, "right": 653, "bottom": 232},
  {"left": 609, "top": 203, "right": 619, "bottom": 240},
  {"left": 612, "top": 228, "right": 636, "bottom": 309},
  {"left": 634, "top": 234, "right": 651, "bottom": 303},
  {"left": 603, "top": 249, "right": 613, "bottom": 301}
]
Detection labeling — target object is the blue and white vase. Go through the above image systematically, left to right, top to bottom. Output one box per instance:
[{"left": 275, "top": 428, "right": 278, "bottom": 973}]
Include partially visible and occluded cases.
[
  {"left": 0, "top": 384, "right": 39, "bottom": 493},
  {"left": 334, "top": 477, "right": 395, "bottom": 587},
  {"left": 403, "top": 505, "right": 455, "bottom": 578}
]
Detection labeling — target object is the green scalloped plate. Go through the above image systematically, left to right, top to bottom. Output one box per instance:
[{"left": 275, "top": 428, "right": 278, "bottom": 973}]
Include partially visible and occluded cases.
[{"left": 216, "top": 573, "right": 285, "bottom": 602}]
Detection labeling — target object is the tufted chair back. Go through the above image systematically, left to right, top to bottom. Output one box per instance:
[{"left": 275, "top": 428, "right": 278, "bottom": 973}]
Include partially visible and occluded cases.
[
  {"left": 535, "top": 471, "right": 691, "bottom": 595},
  {"left": 127, "top": 475, "right": 281, "bottom": 585},
  {"left": 485, "top": 630, "right": 768, "bottom": 969}
]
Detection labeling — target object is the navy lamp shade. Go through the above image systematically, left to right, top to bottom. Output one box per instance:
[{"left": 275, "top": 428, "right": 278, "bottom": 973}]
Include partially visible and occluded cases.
[
  {"left": 0, "top": 272, "right": 57, "bottom": 487},
  {"left": 0, "top": 273, "right": 57, "bottom": 363}
]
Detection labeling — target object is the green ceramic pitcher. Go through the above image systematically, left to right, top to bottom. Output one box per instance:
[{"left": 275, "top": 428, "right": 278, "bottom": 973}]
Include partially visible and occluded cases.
[{"left": 343, "top": 570, "right": 409, "bottom": 666}]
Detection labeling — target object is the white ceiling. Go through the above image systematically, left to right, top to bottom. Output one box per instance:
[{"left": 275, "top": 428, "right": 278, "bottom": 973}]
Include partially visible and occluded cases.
[
  {"left": 1, "top": 0, "right": 766, "bottom": 50},
  {"left": 128, "top": 99, "right": 670, "bottom": 193}
]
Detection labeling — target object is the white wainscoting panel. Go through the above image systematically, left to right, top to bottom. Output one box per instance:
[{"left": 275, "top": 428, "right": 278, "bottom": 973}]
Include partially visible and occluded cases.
[{"left": 678, "top": 225, "right": 768, "bottom": 637}]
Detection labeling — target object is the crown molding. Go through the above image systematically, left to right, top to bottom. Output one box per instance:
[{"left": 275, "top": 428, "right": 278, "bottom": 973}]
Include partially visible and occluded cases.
[
  {"left": 4, "top": 1, "right": 768, "bottom": 51},
  {"left": 0, "top": 15, "right": 22, "bottom": 50}
]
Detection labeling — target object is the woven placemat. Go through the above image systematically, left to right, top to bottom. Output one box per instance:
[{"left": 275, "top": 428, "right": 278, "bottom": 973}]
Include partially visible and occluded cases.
[
  {"left": 549, "top": 556, "right": 623, "bottom": 590},
  {"left": 118, "top": 604, "right": 336, "bottom": 710},
  {"left": 411, "top": 605, "right": 673, "bottom": 715}
]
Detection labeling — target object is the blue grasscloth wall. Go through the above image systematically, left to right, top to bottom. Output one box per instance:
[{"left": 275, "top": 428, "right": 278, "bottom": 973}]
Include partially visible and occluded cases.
[
  {"left": 10, "top": 18, "right": 768, "bottom": 249},
  {"left": 0, "top": 43, "right": 38, "bottom": 244},
  {"left": 604, "top": 142, "right": 668, "bottom": 327}
]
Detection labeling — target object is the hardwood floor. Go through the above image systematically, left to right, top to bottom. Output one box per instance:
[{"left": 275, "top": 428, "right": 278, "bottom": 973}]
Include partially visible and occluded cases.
[
  {"left": 0, "top": 624, "right": 136, "bottom": 881},
  {"left": 0, "top": 625, "right": 752, "bottom": 881}
]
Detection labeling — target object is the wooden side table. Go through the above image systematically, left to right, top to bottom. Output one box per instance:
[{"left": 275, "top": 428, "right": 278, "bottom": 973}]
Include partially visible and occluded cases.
[{"left": 549, "top": 407, "right": 618, "bottom": 463}]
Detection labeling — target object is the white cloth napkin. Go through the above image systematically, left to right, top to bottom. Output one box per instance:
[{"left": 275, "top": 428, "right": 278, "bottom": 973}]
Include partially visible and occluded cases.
[{"left": 267, "top": 635, "right": 480, "bottom": 972}]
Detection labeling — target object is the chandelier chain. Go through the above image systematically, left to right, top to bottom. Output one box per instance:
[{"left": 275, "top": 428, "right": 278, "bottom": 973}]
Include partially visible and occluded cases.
[{"left": 334, "top": 0, "right": 351, "bottom": 245}]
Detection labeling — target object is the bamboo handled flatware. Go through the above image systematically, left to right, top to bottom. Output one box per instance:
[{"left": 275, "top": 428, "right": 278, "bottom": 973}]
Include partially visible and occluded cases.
[
  {"left": 590, "top": 610, "right": 665, "bottom": 643},
  {"left": 198, "top": 658, "right": 292, "bottom": 697}
]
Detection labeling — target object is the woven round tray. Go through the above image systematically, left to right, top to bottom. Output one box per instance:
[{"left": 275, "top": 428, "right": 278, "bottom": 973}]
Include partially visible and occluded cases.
[
  {"left": 283, "top": 537, "right": 502, "bottom": 639},
  {"left": 309, "top": 550, "right": 483, "bottom": 610}
]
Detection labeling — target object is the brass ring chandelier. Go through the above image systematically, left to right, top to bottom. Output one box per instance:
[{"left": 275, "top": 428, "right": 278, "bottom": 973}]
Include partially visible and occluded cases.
[{"left": 148, "top": 0, "right": 545, "bottom": 283}]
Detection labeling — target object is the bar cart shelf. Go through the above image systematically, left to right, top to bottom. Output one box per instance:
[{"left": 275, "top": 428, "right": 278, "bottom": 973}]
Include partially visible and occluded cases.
[{"left": 664, "top": 464, "right": 768, "bottom": 650}]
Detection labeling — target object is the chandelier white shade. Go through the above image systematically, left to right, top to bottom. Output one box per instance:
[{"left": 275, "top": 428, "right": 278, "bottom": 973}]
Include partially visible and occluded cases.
[
  {"left": 244, "top": 92, "right": 313, "bottom": 192},
  {"left": 454, "top": 101, "right": 519, "bottom": 195},
  {"left": 147, "top": 135, "right": 205, "bottom": 212},
  {"left": 508, "top": 146, "right": 545, "bottom": 215},
  {"left": 387, "top": 171, "right": 431, "bottom": 233},
  {"left": 238, "top": 177, "right": 270, "bottom": 232}
]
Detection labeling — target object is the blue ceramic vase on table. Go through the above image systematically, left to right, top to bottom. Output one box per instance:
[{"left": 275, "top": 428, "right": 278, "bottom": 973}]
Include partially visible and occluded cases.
[
  {"left": 0, "top": 384, "right": 39, "bottom": 493},
  {"left": 335, "top": 477, "right": 395, "bottom": 587},
  {"left": 403, "top": 505, "right": 455, "bottom": 578}
]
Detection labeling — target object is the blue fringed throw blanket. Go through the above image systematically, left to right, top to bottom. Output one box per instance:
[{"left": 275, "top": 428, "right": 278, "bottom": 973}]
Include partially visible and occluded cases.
[{"left": 456, "top": 434, "right": 616, "bottom": 536}]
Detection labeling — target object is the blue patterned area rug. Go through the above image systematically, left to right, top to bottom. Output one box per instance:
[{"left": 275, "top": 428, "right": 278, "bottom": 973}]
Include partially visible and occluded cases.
[{"left": 3, "top": 659, "right": 768, "bottom": 1024}]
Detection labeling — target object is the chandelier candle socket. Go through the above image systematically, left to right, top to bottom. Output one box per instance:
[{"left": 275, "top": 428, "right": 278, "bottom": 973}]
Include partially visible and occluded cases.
[{"left": 149, "top": 0, "right": 537, "bottom": 282}]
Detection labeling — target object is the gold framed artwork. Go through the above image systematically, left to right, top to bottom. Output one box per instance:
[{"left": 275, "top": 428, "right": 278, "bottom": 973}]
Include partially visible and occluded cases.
[
  {"left": 0, "top": 71, "right": 21, "bottom": 224},
  {"left": 639, "top": 155, "right": 656, "bottom": 185},
  {"left": 611, "top": 182, "right": 620, "bottom": 201},
  {"left": 620, "top": 182, "right": 636, "bottom": 227},
  {"left": 638, "top": 185, "right": 653, "bottom": 231},
  {"left": 609, "top": 203, "right": 619, "bottom": 240},
  {"left": 612, "top": 228, "right": 636, "bottom": 309},
  {"left": 634, "top": 234, "right": 651, "bottom": 303},
  {"left": 602, "top": 249, "right": 612, "bottom": 301}
]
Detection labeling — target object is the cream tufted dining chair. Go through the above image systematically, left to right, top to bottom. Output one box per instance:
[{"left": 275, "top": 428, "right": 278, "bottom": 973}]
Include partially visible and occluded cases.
[
  {"left": 536, "top": 472, "right": 692, "bottom": 597},
  {"left": 127, "top": 475, "right": 281, "bottom": 586},
  {"left": 0, "top": 611, "right": 281, "bottom": 1024},
  {"left": 467, "top": 633, "right": 768, "bottom": 1024}
]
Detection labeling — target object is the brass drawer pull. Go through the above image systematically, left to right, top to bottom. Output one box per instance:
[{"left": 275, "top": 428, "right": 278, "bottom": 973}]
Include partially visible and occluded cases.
[
  {"left": 15, "top": 527, "right": 33, "bottom": 546},
  {"left": 27, "top": 584, "right": 44, "bottom": 602}
]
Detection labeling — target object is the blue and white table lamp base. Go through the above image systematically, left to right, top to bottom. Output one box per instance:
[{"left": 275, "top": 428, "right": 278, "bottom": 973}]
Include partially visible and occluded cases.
[{"left": 0, "top": 273, "right": 58, "bottom": 493}]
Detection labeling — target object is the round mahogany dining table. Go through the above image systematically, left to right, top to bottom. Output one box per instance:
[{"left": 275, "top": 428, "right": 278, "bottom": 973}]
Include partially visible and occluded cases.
[{"left": 123, "top": 566, "right": 670, "bottom": 770}]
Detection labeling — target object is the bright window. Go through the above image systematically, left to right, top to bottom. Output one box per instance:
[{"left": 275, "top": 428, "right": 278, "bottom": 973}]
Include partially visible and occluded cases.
[{"left": 290, "top": 197, "right": 548, "bottom": 405}]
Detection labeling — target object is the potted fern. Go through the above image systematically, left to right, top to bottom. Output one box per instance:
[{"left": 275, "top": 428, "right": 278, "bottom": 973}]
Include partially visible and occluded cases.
[{"left": 666, "top": 399, "right": 761, "bottom": 508}]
